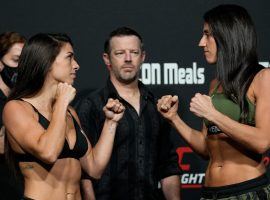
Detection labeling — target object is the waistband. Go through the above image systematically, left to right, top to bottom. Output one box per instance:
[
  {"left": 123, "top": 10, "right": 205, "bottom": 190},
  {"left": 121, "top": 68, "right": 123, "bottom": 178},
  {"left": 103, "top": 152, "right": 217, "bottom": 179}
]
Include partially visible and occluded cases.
[{"left": 201, "top": 174, "right": 269, "bottom": 199}]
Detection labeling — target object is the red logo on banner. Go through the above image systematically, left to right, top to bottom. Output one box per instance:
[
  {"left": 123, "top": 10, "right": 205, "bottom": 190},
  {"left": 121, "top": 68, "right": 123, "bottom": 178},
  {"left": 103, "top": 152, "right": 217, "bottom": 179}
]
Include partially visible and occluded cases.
[
  {"left": 177, "top": 147, "right": 204, "bottom": 189},
  {"left": 177, "top": 147, "right": 193, "bottom": 171}
]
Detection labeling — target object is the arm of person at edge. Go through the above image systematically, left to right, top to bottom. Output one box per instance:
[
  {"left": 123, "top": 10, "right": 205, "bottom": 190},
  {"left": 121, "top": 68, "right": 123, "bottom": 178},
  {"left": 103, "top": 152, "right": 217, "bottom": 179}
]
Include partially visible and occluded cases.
[
  {"left": 159, "top": 69, "right": 270, "bottom": 156},
  {"left": 0, "top": 73, "right": 11, "bottom": 97},
  {"left": 0, "top": 74, "right": 12, "bottom": 154},
  {"left": 3, "top": 82, "right": 76, "bottom": 163},
  {"left": 74, "top": 98, "right": 125, "bottom": 179},
  {"left": 0, "top": 126, "right": 4, "bottom": 154},
  {"left": 161, "top": 175, "right": 181, "bottom": 200},
  {"left": 81, "top": 179, "right": 96, "bottom": 200}
]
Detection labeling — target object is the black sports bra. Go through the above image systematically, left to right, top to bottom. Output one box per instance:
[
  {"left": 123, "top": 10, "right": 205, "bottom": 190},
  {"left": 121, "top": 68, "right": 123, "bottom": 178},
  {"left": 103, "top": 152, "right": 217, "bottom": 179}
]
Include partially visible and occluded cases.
[{"left": 15, "top": 100, "right": 88, "bottom": 165}]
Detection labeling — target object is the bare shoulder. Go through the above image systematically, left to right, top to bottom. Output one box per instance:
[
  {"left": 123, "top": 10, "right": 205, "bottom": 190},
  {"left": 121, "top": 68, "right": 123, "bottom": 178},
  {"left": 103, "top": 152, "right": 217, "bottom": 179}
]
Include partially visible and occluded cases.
[
  {"left": 253, "top": 68, "right": 270, "bottom": 93},
  {"left": 253, "top": 68, "right": 270, "bottom": 90},
  {"left": 254, "top": 68, "right": 270, "bottom": 80},
  {"left": 4, "top": 99, "right": 21, "bottom": 110},
  {"left": 3, "top": 100, "right": 36, "bottom": 128},
  {"left": 3, "top": 100, "right": 32, "bottom": 119}
]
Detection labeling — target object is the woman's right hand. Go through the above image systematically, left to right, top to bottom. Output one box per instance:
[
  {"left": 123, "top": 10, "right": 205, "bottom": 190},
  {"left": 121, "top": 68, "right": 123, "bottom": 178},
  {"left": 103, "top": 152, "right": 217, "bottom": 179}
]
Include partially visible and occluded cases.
[
  {"left": 55, "top": 82, "right": 76, "bottom": 106},
  {"left": 157, "top": 95, "right": 179, "bottom": 121},
  {"left": 103, "top": 98, "right": 125, "bottom": 123}
]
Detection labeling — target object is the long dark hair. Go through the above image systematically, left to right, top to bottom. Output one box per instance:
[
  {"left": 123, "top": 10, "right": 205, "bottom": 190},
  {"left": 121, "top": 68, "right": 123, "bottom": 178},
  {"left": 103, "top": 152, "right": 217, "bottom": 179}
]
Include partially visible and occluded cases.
[
  {"left": 204, "top": 4, "right": 263, "bottom": 123},
  {"left": 5, "top": 33, "right": 73, "bottom": 179},
  {"left": 8, "top": 33, "right": 73, "bottom": 100}
]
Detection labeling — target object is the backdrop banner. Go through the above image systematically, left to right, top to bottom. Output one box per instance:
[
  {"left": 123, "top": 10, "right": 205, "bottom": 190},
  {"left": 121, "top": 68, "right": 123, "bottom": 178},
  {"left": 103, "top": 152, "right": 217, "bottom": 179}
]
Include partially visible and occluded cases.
[{"left": 1, "top": 1, "right": 269, "bottom": 199}]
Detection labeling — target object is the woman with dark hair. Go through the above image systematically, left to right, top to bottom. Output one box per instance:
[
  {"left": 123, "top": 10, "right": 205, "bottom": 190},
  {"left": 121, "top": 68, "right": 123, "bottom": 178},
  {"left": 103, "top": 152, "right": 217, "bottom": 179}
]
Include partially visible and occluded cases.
[
  {"left": 158, "top": 4, "right": 270, "bottom": 199},
  {"left": 0, "top": 31, "right": 26, "bottom": 200},
  {"left": 0, "top": 31, "right": 26, "bottom": 147},
  {"left": 3, "top": 33, "right": 125, "bottom": 200}
]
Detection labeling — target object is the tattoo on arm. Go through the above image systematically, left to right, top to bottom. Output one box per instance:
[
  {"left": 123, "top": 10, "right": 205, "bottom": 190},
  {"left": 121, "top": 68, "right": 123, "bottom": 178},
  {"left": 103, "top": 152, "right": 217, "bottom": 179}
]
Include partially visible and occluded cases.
[
  {"left": 109, "top": 123, "right": 117, "bottom": 134},
  {"left": 22, "top": 164, "right": 34, "bottom": 170}
]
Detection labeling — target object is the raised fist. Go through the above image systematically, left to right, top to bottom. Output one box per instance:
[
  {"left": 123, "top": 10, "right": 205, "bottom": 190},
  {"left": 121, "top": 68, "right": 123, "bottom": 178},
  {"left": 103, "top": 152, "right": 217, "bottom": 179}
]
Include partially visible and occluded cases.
[
  {"left": 55, "top": 82, "right": 76, "bottom": 105},
  {"left": 157, "top": 95, "right": 179, "bottom": 121},
  {"left": 103, "top": 98, "right": 125, "bottom": 122}
]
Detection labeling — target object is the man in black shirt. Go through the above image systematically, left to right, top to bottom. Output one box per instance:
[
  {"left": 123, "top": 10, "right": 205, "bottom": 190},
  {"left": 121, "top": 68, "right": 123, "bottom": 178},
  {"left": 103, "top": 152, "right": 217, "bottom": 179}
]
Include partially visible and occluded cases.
[{"left": 77, "top": 27, "right": 181, "bottom": 200}]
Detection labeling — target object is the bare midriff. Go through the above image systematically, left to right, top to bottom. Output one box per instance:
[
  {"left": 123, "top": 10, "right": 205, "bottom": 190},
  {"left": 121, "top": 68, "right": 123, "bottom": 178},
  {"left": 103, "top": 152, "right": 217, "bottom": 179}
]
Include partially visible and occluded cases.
[
  {"left": 204, "top": 133, "right": 265, "bottom": 187},
  {"left": 20, "top": 158, "right": 82, "bottom": 200}
]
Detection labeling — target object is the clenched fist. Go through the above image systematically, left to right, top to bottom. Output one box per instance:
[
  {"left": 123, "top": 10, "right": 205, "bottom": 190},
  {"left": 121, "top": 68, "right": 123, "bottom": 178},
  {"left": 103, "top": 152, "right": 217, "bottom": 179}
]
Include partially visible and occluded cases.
[
  {"left": 55, "top": 82, "right": 76, "bottom": 105},
  {"left": 190, "top": 93, "right": 215, "bottom": 120},
  {"left": 157, "top": 95, "right": 179, "bottom": 121},
  {"left": 103, "top": 98, "right": 125, "bottom": 122}
]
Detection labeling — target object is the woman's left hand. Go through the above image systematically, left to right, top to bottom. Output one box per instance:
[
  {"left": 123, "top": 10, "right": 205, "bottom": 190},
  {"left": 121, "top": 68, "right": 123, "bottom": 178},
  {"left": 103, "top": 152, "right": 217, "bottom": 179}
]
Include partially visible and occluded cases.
[{"left": 189, "top": 93, "right": 216, "bottom": 120}]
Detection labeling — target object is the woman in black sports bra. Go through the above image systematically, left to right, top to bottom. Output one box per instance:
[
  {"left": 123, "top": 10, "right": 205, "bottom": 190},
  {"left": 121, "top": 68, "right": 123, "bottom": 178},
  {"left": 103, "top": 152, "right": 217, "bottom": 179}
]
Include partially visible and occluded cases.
[
  {"left": 158, "top": 5, "right": 270, "bottom": 200},
  {"left": 2, "top": 33, "right": 125, "bottom": 200}
]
